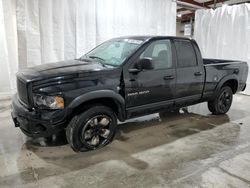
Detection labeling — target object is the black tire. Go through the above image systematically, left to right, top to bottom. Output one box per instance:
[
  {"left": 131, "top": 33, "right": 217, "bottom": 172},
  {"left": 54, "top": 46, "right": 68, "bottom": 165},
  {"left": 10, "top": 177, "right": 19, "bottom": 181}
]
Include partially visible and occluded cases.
[
  {"left": 207, "top": 86, "right": 233, "bottom": 115},
  {"left": 66, "top": 105, "right": 117, "bottom": 152}
]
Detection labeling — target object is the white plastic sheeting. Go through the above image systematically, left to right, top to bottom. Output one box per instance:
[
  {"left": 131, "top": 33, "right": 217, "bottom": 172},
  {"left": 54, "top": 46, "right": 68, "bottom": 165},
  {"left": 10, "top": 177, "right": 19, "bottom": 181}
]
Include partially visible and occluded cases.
[
  {"left": 0, "top": 0, "right": 176, "bottom": 93},
  {"left": 0, "top": 0, "right": 18, "bottom": 93},
  {"left": 194, "top": 4, "right": 250, "bottom": 94}
]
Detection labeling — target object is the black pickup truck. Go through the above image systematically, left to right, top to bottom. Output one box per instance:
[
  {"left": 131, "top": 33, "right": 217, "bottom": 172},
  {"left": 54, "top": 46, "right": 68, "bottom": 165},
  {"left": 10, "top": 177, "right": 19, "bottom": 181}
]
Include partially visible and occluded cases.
[{"left": 11, "top": 36, "right": 248, "bottom": 152}]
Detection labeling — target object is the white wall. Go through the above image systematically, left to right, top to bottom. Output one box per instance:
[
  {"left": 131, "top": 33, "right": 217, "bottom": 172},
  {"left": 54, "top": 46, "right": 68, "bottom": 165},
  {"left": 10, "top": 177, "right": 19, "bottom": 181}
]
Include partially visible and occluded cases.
[
  {"left": 0, "top": 0, "right": 176, "bottom": 93},
  {"left": 0, "top": 0, "right": 18, "bottom": 93},
  {"left": 194, "top": 4, "right": 250, "bottom": 94}
]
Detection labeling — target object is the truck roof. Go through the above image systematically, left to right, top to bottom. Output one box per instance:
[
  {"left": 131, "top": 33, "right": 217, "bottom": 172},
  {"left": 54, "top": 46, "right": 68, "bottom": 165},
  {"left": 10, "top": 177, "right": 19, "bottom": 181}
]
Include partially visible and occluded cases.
[{"left": 115, "top": 35, "right": 191, "bottom": 41}]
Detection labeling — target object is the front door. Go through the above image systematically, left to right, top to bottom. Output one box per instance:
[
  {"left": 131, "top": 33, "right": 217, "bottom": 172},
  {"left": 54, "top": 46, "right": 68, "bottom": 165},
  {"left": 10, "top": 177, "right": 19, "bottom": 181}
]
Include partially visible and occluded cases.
[{"left": 124, "top": 39, "right": 176, "bottom": 113}]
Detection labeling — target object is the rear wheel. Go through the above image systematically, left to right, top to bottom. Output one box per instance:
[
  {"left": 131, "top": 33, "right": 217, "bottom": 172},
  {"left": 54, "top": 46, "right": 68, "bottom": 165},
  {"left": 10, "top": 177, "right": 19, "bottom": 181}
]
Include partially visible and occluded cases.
[
  {"left": 207, "top": 86, "right": 233, "bottom": 115},
  {"left": 66, "top": 105, "right": 117, "bottom": 152}
]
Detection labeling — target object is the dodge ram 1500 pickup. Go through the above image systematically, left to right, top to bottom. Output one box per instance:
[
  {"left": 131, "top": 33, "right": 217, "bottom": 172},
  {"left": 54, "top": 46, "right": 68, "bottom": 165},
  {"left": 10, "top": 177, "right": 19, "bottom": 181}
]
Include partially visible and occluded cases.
[{"left": 11, "top": 36, "right": 248, "bottom": 152}]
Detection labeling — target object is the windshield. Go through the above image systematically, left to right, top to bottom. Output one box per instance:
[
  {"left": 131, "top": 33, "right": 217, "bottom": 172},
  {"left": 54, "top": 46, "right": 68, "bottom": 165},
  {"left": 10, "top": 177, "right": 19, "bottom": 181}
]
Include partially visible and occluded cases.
[{"left": 82, "top": 39, "right": 143, "bottom": 67}]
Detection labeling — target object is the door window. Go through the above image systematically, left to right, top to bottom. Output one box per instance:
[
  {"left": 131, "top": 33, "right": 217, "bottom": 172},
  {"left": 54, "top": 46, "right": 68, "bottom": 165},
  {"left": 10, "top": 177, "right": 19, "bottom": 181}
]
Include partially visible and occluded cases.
[
  {"left": 139, "top": 40, "right": 172, "bottom": 70},
  {"left": 174, "top": 40, "right": 197, "bottom": 67}
]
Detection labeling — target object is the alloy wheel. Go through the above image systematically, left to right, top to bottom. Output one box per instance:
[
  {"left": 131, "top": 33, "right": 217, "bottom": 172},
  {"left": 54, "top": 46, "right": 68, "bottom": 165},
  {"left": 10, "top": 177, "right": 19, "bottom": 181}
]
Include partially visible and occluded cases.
[
  {"left": 218, "top": 90, "right": 232, "bottom": 112},
  {"left": 80, "top": 115, "right": 112, "bottom": 147}
]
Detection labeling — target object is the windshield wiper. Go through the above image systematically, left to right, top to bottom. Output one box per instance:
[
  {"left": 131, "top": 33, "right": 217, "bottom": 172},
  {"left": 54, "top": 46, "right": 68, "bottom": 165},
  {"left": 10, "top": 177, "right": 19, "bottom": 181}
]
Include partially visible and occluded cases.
[
  {"left": 83, "top": 55, "right": 116, "bottom": 67},
  {"left": 87, "top": 55, "right": 109, "bottom": 67},
  {"left": 88, "top": 56, "right": 105, "bottom": 62}
]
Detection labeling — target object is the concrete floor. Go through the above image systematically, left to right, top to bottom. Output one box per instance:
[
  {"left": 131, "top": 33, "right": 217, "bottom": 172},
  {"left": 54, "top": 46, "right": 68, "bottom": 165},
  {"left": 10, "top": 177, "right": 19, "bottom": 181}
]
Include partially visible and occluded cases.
[{"left": 1, "top": 94, "right": 250, "bottom": 188}]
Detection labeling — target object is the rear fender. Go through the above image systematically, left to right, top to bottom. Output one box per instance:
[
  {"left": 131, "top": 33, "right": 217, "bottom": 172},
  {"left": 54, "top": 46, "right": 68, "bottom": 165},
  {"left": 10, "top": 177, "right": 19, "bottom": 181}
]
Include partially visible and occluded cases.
[{"left": 214, "top": 74, "right": 238, "bottom": 97}]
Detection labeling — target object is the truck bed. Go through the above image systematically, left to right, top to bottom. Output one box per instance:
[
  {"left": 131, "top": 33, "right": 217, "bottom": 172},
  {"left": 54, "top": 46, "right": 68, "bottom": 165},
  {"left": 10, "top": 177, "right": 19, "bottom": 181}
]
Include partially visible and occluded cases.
[{"left": 202, "top": 58, "right": 248, "bottom": 100}]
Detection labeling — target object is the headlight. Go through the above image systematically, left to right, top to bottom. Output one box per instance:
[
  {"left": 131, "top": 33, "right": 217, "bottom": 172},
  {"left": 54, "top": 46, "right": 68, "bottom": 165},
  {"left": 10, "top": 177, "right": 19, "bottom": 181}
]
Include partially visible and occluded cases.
[{"left": 33, "top": 94, "right": 64, "bottom": 109}]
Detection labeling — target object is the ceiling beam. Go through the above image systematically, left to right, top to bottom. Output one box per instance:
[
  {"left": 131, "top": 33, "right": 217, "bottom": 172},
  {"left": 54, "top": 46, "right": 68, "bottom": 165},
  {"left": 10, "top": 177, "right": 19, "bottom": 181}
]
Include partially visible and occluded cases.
[
  {"left": 177, "top": 0, "right": 210, "bottom": 8},
  {"left": 177, "top": 0, "right": 230, "bottom": 13},
  {"left": 177, "top": 0, "right": 246, "bottom": 22},
  {"left": 204, "top": 0, "right": 227, "bottom": 6},
  {"left": 177, "top": 8, "right": 187, "bottom": 12},
  {"left": 177, "top": 12, "right": 195, "bottom": 22},
  {"left": 180, "top": 12, "right": 195, "bottom": 19}
]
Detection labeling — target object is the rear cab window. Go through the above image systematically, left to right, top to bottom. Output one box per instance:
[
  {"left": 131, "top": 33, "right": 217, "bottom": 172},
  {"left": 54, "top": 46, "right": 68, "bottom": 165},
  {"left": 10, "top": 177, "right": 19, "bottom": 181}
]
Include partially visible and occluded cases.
[{"left": 174, "top": 40, "right": 197, "bottom": 68}]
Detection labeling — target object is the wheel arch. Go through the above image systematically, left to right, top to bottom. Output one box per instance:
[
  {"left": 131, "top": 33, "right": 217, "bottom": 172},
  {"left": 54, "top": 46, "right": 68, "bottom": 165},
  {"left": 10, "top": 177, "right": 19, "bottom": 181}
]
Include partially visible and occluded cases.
[
  {"left": 215, "top": 75, "right": 238, "bottom": 96},
  {"left": 66, "top": 90, "right": 126, "bottom": 121}
]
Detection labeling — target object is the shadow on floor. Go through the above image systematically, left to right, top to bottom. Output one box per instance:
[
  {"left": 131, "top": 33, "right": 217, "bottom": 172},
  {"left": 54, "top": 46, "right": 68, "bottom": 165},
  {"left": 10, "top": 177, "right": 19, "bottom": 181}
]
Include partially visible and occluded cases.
[
  {"left": 1, "top": 109, "right": 241, "bottom": 186},
  {"left": 24, "top": 112, "right": 234, "bottom": 163}
]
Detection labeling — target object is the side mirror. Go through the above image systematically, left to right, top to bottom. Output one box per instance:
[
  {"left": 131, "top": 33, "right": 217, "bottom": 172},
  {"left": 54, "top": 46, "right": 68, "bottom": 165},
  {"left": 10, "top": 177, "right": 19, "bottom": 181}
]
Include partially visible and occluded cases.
[
  {"left": 128, "top": 58, "right": 154, "bottom": 74},
  {"left": 137, "top": 58, "right": 154, "bottom": 70}
]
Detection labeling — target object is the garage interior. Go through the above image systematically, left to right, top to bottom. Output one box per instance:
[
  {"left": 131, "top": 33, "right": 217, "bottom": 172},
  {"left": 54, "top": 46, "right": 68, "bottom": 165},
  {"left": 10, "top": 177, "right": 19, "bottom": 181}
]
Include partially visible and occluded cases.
[{"left": 1, "top": 0, "right": 250, "bottom": 187}]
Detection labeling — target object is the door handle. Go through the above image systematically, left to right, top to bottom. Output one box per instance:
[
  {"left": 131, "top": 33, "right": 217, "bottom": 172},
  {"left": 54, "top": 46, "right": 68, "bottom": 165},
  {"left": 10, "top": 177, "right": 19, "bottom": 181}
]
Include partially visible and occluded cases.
[
  {"left": 194, "top": 71, "right": 203, "bottom": 76},
  {"left": 163, "top": 75, "right": 174, "bottom": 80},
  {"left": 129, "top": 78, "right": 136, "bottom": 82}
]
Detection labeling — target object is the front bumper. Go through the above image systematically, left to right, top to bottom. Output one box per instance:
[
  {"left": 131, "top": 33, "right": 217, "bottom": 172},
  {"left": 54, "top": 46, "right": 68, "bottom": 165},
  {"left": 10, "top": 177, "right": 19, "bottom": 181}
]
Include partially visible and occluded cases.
[{"left": 11, "top": 94, "right": 66, "bottom": 138}]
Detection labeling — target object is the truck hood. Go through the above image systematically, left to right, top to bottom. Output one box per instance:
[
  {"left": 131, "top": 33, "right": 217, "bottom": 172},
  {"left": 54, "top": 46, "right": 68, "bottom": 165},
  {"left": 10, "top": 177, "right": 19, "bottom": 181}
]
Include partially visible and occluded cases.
[{"left": 18, "top": 59, "right": 112, "bottom": 82}]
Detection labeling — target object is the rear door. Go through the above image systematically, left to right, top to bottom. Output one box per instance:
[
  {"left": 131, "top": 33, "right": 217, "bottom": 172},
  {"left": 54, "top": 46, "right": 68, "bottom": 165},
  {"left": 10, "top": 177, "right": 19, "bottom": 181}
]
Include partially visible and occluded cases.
[{"left": 173, "top": 39, "right": 205, "bottom": 106}]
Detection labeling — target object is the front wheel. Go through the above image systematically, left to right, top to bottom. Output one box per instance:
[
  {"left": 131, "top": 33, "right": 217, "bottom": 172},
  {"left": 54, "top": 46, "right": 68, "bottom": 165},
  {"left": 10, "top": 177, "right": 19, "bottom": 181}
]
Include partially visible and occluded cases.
[
  {"left": 207, "top": 86, "right": 233, "bottom": 115},
  {"left": 66, "top": 105, "right": 117, "bottom": 152}
]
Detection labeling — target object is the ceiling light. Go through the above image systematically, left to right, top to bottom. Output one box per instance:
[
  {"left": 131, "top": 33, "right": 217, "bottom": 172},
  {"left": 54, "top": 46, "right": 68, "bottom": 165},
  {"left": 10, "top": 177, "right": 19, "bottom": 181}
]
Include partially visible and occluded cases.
[{"left": 177, "top": 13, "right": 182, "bottom": 18}]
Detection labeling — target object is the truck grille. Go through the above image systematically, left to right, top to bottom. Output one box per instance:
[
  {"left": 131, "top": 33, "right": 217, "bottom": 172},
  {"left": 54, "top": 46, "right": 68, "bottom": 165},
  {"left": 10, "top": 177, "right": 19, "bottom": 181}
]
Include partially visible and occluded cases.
[{"left": 17, "top": 78, "right": 29, "bottom": 105}]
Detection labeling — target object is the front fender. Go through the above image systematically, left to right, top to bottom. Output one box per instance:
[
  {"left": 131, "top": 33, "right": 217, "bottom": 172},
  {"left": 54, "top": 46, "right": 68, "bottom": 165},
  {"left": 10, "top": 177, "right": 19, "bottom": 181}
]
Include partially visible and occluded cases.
[{"left": 66, "top": 90, "right": 126, "bottom": 120}]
